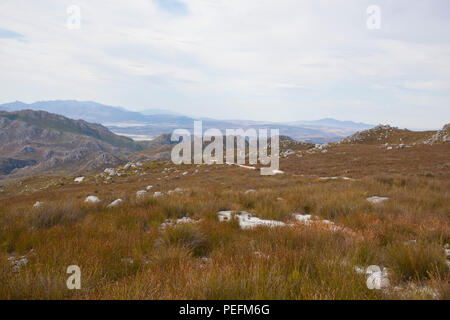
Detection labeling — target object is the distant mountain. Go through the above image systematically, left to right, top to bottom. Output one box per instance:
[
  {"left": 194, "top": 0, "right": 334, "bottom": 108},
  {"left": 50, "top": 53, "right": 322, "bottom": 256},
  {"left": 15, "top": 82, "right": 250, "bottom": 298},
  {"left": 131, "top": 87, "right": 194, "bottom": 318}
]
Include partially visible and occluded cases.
[
  {"left": 0, "top": 100, "right": 374, "bottom": 144},
  {"left": 0, "top": 100, "right": 149, "bottom": 123},
  {"left": 140, "top": 108, "right": 184, "bottom": 116},
  {"left": 0, "top": 110, "right": 151, "bottom": 178},
  {"left": 289, "top": 118, "right": 373, "bottom": 130},
  {"left": 107, "top": 119, "right": 338, "bottom": 144}
]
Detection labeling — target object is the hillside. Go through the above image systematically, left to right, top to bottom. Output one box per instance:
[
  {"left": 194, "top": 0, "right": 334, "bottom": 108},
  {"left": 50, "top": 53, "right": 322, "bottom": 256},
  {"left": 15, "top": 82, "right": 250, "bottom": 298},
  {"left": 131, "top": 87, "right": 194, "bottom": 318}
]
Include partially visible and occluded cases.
[
  {"left": 0, "top": 110, "right": 150, "bottom": 178},
  {"left": 339, "top": 125, "right": 439, "bottom": 146},
  {"left": 0, "top": 136, "right": 448, "bottom": 300},
  {"left": 0, "top": 158, "right": 37, "bottom": 175}
]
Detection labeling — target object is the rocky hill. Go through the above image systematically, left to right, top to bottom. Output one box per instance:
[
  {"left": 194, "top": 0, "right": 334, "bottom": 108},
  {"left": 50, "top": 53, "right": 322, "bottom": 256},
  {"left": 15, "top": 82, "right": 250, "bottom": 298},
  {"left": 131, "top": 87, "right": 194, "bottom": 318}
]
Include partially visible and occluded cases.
[
  {"left": 0, "top": 110, "right": 151, "bottom": 178},
  {"left": 424, "top": 123, "right": 450, "bottom": 144},
  {"left": 339, "top": 124, "right": 438, "bottom": 145}
]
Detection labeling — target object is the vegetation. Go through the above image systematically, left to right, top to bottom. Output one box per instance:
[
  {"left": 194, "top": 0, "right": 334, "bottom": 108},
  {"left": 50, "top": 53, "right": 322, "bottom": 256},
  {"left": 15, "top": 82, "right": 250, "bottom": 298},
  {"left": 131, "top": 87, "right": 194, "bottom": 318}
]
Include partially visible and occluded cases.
[{"left": 0, "top": 143, "right": 448, "bottom": 299}]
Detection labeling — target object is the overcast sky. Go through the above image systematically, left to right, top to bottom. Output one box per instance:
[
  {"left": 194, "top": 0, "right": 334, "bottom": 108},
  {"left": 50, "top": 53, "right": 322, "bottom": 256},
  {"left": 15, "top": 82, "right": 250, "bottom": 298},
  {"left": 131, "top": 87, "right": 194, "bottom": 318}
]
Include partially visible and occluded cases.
[{"left": 0, "top": 0, "right": 449, "bottom": 129}]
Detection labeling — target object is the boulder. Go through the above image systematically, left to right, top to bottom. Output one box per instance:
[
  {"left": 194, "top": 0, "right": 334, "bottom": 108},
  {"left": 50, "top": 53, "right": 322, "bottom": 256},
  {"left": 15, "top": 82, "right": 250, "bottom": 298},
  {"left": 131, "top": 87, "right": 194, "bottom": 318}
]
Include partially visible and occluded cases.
[{"left": 84, "top": 195, "right": 100, "bottom": 203}]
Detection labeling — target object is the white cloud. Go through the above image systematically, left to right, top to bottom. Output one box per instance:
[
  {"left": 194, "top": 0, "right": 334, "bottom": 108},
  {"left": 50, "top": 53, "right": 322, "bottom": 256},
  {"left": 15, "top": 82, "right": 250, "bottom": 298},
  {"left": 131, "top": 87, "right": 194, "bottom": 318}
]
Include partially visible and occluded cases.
[
  {"left": 0, "top": 0, "right": 449, "bottom": 128},
  {"left": 402, "top": 80, "right": 450, "bottom": 91}
]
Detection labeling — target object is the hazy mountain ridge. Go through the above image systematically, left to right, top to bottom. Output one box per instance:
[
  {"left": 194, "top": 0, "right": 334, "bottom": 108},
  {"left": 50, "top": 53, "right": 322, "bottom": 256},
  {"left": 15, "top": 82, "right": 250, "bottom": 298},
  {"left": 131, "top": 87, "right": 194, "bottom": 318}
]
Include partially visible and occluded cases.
[
  {"left": 0, "top": 100, "right": 374, "bottom": 143},
  {"left": 0, "top": 100, "right": 177, "bottom": 123},
  {"left": 288, "top": 118, "right": 374, "bottom": 129}
]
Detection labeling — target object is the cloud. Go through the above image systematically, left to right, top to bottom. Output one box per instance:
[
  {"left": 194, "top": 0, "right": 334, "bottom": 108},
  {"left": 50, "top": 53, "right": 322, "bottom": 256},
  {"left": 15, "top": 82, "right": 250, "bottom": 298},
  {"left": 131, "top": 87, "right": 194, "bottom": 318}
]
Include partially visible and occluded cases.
[
  {"left": 0, "top": 0, "right": 449, "bottom": 129},
  {"left": 402, "top": 80, "right": 450, "bottom": 91}
]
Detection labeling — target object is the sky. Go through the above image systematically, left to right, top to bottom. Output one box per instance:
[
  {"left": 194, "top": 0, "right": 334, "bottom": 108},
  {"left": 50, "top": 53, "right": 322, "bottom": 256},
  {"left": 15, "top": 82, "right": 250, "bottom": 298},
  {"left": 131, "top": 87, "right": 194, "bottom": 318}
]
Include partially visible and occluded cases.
[{"left": 0, "top": 0, "right": 449, "bottom": 129}]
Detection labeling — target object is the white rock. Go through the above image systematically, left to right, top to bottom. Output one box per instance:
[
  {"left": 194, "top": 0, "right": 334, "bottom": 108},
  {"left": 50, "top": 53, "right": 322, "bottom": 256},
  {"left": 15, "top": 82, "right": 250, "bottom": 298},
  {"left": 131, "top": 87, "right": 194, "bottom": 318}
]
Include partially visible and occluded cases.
[
  {"left": 283, "top": 149, "right": 295, "bottom": 157},
  {"left": 321, "top": 149, "right": 328, "bottom": 153},
  {"left": 124, "top": 162, "right": 137, "bottom": 170},
  {"left": 104, "top": 168, "right": 118, "bottom": 176},
  {"left": 182, "top": 171, "right": 189, "bottom": 175},
  {"left": 74, "top": 177, "right": 85, "bottom": 183},
  {"left": 146, "top": 185, "right": 153, "bottom": 191},
  {"left": 245, "top": 189, "right": 256, "bottom": 195},
  {"left": 136, "top": 190, "right": 147, "bottom": 198},
  {"left": 153, "top": 192, "right": 163, "bottom": 198},
  {"left": 84, "top": 196, "right": 100, "bottom": 203},
  {"left": 366, "top": 196, "right": 389, "bottom": 204},
  {"left": 107, "top": 199, "right": 123, "bottom": 208},
  {"left": 33, "top": 201, "right": 44, "bottom": 208},
  {"left": 217, "top": 211, "right": 285, "bottom": 230},
  {"left": 294, "top": 214, "right": 312, "bottom": 224},
  {"left": 160, "top": 217, "right": 200, "bottom": 229},
  {"left": 10, "top": 256, "right": 28, "bottom": 272},
  {"left": 354, "top": 266, "right": 365, "bottom": 274}
]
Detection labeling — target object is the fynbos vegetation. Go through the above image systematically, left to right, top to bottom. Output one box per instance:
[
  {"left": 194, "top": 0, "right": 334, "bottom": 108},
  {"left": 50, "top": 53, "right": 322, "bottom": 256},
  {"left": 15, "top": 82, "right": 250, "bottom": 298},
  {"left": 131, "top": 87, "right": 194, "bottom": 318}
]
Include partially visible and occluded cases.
[{"left": 0, "top": 130, "right": 448, "bottom": 299}]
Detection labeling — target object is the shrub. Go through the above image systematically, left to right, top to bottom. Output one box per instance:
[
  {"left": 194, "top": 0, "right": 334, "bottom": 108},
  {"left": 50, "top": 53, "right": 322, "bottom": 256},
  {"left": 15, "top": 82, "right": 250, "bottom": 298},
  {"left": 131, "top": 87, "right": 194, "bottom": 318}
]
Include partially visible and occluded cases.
[
  {"left": 28, "top": 202, "right": 86, "bottom": 229},
  {"left": 155, "top": 224, "right": 210, "bottom": 257},
  {"left": 387, "top": 242, "right": 448, "bottom": 281}
]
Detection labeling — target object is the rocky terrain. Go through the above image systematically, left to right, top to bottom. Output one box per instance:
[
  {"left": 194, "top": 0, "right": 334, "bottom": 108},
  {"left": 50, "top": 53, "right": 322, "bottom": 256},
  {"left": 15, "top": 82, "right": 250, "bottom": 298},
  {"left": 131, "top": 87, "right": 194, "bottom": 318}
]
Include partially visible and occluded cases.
[
  {"left": 0, "top": 110, "right": 154, "bottom": 179},
  {"left": 1, "top": 110, "right": 447, "bottom": 182},
  {"left": 424, "top": 123, "right": 450, "bottom": 144},
  {"left": 338, "top": 124, "right": 446, "bottom": 146},
  {"left": 0, "top": 129, "right": 448, "bottom": 300},
  {"left": 0, "top": 158, "right": 37, "bottom": 175}
]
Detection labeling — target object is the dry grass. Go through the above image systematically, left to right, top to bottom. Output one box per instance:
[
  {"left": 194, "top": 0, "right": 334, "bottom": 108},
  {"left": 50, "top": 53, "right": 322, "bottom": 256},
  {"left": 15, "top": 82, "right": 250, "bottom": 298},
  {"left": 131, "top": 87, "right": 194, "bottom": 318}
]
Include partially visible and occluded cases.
[{"left": 0, "top": 144, "right": 448, "bottom": 299}]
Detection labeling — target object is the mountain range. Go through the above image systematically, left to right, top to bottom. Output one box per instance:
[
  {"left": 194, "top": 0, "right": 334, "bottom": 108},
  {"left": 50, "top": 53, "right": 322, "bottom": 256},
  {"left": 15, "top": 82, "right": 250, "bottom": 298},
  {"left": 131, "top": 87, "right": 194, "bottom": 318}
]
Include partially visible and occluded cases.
[
  {"left": 0, "top": 100, "right": 374, "bottom": 143},
  {"left": 0, "top": 107, "right": 446, "bottom": 180}
]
